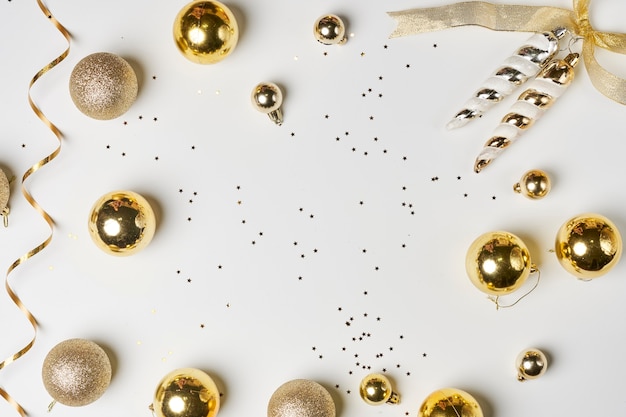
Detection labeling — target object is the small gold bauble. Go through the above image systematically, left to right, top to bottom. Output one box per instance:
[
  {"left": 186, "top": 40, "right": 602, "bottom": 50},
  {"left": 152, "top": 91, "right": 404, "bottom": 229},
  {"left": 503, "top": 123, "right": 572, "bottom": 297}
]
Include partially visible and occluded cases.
[
  {"left": 173, "top": 1, "right": 239, "bottom": 64},
  {"left": 313, "top": 15, "right": 347, "bottom": 45},
  {"left": 69, "top": 52, "right": 138, "bottom": 120},
  {"left": 251, "top": 82, "right": 284, "bottom": 125},
  {"left": 513, "top": 169, "right": 551, "bottom": 199},
  {"left": 88, "top": 190, "right": 156, "bottom": 256},
  {"left": 555, "top": 213, "right": 622, "bottom": 280},
  {"left": 465, "top": 231, "right": 532, "bottom": 296},
  {"left": 42, "top": 339, "right": 112, "bottom": 407},
  {"left": 516, "top": 348, "right": 548, "bottom": 381},
  {"left": 151, "top": 368, "right": 220, "bottom": 417},
  {"left": 359, "top": 373, "right": 400, "bottom": 405},
  {"left": 267, "top": 379, "right": 335, "bottom": 417},
  {"left": 418, "top": 388, "right": 483, "bottom": 417}
]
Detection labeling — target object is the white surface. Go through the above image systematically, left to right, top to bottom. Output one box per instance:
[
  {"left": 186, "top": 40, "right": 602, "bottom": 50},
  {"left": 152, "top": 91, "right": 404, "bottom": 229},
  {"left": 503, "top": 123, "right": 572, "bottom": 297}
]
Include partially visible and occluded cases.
[{"left": 1, "top": 0, "right": 626, "bottom": 416}]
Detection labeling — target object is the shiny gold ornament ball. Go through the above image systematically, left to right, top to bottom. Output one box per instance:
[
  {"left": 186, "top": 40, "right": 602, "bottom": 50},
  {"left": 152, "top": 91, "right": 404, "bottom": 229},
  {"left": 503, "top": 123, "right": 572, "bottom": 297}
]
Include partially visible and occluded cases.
[
  {"left": 173, "top": 1, "right": 239, "bottom": 64},
  {"left": 313, "top": 15, "right": 347, "bottom": 45},
  {"left": 69, "top": 52, "right": 138, "bottom": 120},
  {"left": 513, "top": 169, "right": 551, "bottom": 199},
  {"left": 88, "top": 190, "right": 156, "bottom": 256},
  {"left": 555, "top": 213, "right": 622, "bottom": 280},
  {"left": 465, "top": 231, "right": 532, "bottom": 296},
  {"left": 41, "top": 339, "right": 112, "bottom": 407},
  {"left": 516, "top": 348, "right": 548, "bottom": 381},
  {"left": 152, "top": 368, "right": 220, "bottom": 417},
  {"left": 359, "top": 373, "right": 400, "bottom": 405},
  {"left": 268, "top": 379, "right": 336, "bottom": 417},
  {"left": 418, "top": 388, "right": 483, "bottom": 417}
]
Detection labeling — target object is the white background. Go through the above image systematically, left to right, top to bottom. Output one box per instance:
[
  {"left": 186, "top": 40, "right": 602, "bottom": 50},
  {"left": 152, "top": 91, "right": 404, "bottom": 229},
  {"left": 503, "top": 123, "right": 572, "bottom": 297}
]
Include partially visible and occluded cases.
[{"left": 1, "top": 0, "right": 626, "bottom": 416}]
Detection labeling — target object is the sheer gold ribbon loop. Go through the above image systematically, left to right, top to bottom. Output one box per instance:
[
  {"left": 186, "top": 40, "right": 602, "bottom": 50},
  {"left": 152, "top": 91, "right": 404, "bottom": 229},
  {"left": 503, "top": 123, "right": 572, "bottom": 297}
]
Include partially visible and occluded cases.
[
  {"left": 388, "top": 0, "right": 626, "bottom": 104},
  {"left": 0, "top": 1, "right": 70, "bottom": 416}
]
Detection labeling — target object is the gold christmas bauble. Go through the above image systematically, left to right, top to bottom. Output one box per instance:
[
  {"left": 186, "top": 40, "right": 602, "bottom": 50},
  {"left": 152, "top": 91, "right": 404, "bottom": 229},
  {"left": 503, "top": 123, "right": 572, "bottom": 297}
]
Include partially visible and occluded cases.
[
  {"left": 173, "top": 1, "right": 239, "bottom": 64},
  {"left": 313, "top": 15, "right": 347, "bottom": 45},
  {"left": 69, "top": 52, "right": 138, "bottom": 120},
  {"left": 513, "top": 169, "right": 551, "bottom": 199},
  {"left": 88, "top": 190, "right": 156, "bottom": 256},
  {"left": 555, "top": 213, "right": 622, "bottom": 280},
  {"left": 465, "top": 231, "right": 532, "bottom": 296},
  {"left": 41, "top": 339, "right": 112, "bottom": 407},
  {"left": 515, "top": 348, "right": 548, "bottom": 381},
  {"left": 152, "top": 368, "right": 220, "bottom": 417},
  {"left": 359, "top": 373, "right": 400, "bottom": 405},
  {"left": 267, "top": 379, "right": 335, "bottom": 417},
  {"left": 418, "top": 388, "right": 483, "bottom": 417}
]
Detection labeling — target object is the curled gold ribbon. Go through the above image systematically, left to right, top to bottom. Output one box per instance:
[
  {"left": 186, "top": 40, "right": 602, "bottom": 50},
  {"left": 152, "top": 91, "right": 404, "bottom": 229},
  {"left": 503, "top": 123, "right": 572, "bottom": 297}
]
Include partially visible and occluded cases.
[
  {"left": 388, "top": 0, "right": 626, "bottom": 104},
  {"left": 0, "top": 1, "right": 70, "bottom": 415}
]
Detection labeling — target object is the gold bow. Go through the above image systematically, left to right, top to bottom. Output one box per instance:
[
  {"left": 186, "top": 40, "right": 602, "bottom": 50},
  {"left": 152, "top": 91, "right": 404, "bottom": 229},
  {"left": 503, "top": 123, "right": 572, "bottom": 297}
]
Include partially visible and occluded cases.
[{"left": 388, "top": 0, "right": 626, "bottom": 104}]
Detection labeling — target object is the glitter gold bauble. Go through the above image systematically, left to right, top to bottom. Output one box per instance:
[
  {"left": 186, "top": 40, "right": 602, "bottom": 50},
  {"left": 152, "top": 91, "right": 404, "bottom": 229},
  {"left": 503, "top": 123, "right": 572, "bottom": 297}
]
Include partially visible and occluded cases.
[
  {"left": 173, "top": 1, "right": 239, "bottom": 64},
  {"left": 313, "top": 15, "right": 347, "bottom": 45},
  {"left": 69, "top": 52, "right": 138, "bottom": 120},
  {"left": 513, "top": 169, "right": 551, "bottom": 199},
  {"left": 88, "top": 190, "right": 156, "bottom": 256},
  {"left": 555, "top": 213, "right": 622, "bottom": 280},
  {"left": 466, "top": 231, "right": 532, "bottom": 296},
  {"left": 41, "top": 339, "right": 112, "bottom": 407},
  {"left": 516, "top": 348, "right": 548, "bottom": 381},
  {"left": 151, "top": 368, "right": 220, "bottom": 417},
  {"left": 359, "top": 373, "right": 400, "bottom": 405},
  {"left": 267, "top": 379, "right": 335, "bottom": 417},
  {"left": 418, "top": 388, "right": 483, "bottom": 417}
]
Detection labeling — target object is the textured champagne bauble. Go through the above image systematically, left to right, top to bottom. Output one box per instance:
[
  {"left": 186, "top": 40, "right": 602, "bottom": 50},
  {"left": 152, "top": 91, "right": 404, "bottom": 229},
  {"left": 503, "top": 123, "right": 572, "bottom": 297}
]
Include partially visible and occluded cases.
[
  {"left": 173, "top": 1, "right": 239, "bottom": 64},
  {"left": 69, "top": 52, "right": 138, "bottom": 120},
  {"left": 0, "top": 168, "right": 9, "bottom": 224},
  {"left": 88, "top": 190, "right": 156, "bottom": 256},
  {"left": 555, "top": 213, "right": 622, "bottom": 279},
  {"left": 41, "top": 339, "right": 111, "bottom": 407},
  {"left": 152, "top": 368, "right": 220, "bottom": 417},
  {"left": 268, "top": 379, "right": 335, "bottom": 417},
  {"left": 418, "top": 388, "right": 483, "bottom": 417}
]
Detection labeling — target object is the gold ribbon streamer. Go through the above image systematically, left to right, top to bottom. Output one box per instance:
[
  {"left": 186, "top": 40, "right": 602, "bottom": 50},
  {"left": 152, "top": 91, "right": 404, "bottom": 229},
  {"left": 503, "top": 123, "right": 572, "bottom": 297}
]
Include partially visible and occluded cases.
[
  {"left": 388, "top": 0, "right": 626, "bottom": 104},
  {"left": 0, "top": 1, "right": 70, "bottom": 415}
]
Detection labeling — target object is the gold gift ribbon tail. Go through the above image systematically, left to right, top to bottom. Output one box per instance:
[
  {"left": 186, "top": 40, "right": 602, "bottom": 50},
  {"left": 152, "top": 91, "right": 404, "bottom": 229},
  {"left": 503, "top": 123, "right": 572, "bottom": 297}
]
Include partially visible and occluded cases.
[{"left": 0, "top": 2, "right": 70, "bottom": 416}]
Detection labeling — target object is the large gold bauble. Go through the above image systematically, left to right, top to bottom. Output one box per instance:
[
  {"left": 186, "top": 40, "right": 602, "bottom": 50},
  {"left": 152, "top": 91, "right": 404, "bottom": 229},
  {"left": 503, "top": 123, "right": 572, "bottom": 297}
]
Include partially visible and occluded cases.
[
  {"left": 173, "top": 1, "right": 239, "bottom": 64},
  {"left": 69, "top": 52, "right": 138, "bottom": 120},
  {"left": 88, "top": 190, "right": 156, "bottom": 256},
  {"left": 555, "top": 213, "right": 622, "bottom": 280},
  {"left": 465, "top": 231, "right": 532, "bottom": 296},
  {"left": 41, "top": 339, "right": 112, "bottom": 407},
  {"left": 152, "top": 368, "right": 220, "bottom": 417},
  {"left": 267, "top": 379, "right": 335, "bottom": 417},
  {"left": 417, "top": 388, "right": 483, "bottom": 417}
]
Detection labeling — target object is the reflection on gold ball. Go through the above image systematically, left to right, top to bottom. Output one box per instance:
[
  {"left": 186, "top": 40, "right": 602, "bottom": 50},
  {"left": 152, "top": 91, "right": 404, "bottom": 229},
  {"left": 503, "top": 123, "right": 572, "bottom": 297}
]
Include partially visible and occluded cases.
[
  {"left": 173, "top": 1, "right": 239, "bottom": 64},
  {"left": 69, "top": 52, "right": 138, "bottom": 120},
  {"left": 88, "top": 190, "right": 156, "bottom": 256},
  {"left": 555, "top": 213, "right": 622, "bottom": 280},
  {"left": 465, "top": 231, "right": 532, "bottom": 296},
  {"left": 42, "top": 339, "right": 112, "bottom": 407},
  {"left": 152, "top": 368, "right": 220, "bottom": 417},
  {"left": 268, "top": 379, "right": 335, "bottom": 417},
  {"left": 418, "top": 388, "right": 483, "bottom": 417}
]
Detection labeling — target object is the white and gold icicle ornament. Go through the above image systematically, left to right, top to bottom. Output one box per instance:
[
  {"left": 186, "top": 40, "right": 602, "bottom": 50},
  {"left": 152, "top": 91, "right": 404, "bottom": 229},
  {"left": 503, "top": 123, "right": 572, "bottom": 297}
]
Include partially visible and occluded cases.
[
  {"left": 447, "top": 28, "right": 566, "bottom": 130},
  {"left": 474, "top": 52, "right": 579, "bottom": 172}
]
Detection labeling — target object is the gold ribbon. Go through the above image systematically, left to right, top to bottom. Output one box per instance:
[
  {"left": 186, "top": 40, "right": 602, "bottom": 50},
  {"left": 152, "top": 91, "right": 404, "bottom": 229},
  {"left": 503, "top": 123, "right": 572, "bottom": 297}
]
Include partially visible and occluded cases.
[
  {"left": 388, "top": 0, "right": 626, "bottom": 104},
  {"left": 0, "top": 1, "right": 70, "bottom": 415}
]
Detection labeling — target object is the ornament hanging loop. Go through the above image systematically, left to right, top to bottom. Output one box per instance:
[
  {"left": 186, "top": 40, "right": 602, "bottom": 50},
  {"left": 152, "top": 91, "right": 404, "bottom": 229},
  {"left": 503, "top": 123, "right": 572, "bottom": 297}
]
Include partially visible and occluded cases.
[
  {"left": 489, "top": 266, "right": 541, "bottom": 310},
  {"left": 47, "top": 399, "right": 57, "bottom": 412}
]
